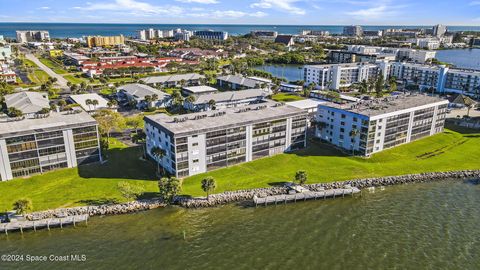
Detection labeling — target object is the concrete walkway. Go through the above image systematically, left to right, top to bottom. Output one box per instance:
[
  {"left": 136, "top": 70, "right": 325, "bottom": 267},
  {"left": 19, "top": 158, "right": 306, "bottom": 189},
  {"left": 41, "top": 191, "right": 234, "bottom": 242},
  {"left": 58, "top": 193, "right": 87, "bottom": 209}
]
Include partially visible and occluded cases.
[{"left": 25, "top": 53, "right": 69, "bottom": 89}]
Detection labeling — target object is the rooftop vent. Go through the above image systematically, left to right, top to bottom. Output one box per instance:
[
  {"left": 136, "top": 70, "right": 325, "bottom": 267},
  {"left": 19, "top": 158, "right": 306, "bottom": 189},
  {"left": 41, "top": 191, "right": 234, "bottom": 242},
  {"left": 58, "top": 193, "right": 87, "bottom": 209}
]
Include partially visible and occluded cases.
[
  {"left": 237, "top": 108, "right": 252, "bottom": 113},
  {"left": 211, "top": 111, "right": 226, "bottom": 117},
  {"left": 193, "top": 114, "right": 208, "bottom": 120},
  {"left": 173, "top": 117, "right": 188, "bottom": 123}
]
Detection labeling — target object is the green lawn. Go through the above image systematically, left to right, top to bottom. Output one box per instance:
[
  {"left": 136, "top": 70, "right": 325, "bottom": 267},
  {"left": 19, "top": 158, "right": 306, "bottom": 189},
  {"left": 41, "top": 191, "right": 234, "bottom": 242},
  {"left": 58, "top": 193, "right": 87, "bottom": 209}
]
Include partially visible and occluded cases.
[
  {"left": 39, "top": 57, "right": 68, "bottom": 74},
  {"left": 27, "top": 70, "right": 50, "bottom": 85},
  {"left": 64, "top": 74, "right": 87, "bottom": 84},
  {"left": 271, "top": 93, "right": 305, "bottom": 102},
  {"left": 0, "top": 129, "right": 479, "bottom": 211},
  {"left": 181, "top": 129, "right": 480, "bottom": 196},
  {"left": 0, "top": 139, "right": 158, "bottom": 212}
]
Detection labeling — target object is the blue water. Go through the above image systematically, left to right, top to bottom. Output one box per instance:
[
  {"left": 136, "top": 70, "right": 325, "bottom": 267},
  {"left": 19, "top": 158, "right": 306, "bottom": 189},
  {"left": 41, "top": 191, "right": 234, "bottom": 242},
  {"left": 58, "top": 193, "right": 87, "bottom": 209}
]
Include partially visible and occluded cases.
[
  {"left": 1, "top": 23, "right": 480, "bottom": 38},
  {"left": 256, "top": 49, "right": 480, "bottom": 82},
  {"left": 436, "top": 49, "right": 480, "bottom": 70},
  {"left": 255, "top": 64, "right": 304, "bottom": 82}
]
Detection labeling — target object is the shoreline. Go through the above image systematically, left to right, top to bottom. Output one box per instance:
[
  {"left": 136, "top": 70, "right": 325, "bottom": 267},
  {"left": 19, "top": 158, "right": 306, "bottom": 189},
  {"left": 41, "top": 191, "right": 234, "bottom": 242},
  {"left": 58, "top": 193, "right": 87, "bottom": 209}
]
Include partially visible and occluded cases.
[{"left": 24, "top": 169, "right": 480, "bottom": 220}]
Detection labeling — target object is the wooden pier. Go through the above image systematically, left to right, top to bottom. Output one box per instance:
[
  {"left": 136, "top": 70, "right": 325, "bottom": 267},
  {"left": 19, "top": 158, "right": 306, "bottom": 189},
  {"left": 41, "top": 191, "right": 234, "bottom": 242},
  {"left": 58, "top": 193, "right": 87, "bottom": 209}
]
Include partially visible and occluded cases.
[
  {"left": 253, "top": 187, "right": 361, "bottom": 207},
  {"left": 1, "top": 214, "right": 89, "bottom": 235}
]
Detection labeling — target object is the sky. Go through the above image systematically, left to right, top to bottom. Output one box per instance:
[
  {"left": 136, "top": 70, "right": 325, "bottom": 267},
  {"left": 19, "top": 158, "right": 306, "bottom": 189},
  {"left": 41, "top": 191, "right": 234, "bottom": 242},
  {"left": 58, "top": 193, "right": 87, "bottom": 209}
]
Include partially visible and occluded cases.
[{"left": 0, "top": 0, "right": 480, "bottom": 25}]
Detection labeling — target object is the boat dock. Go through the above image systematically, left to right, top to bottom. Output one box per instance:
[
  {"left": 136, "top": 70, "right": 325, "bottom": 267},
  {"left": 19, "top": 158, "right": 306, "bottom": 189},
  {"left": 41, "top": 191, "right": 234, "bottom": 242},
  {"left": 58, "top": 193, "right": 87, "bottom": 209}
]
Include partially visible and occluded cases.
[
  {"left": 253, "top": 187, "right": 361, "bottom": 207},
  {"left": 2, "top": 214, "right": 89, "bottom": 235}
]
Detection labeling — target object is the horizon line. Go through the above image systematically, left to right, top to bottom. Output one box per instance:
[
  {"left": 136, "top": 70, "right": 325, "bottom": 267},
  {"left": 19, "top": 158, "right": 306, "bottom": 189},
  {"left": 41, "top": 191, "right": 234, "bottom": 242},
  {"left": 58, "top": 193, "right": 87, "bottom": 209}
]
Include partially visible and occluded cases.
[{"left": 0, "top": 21, "right": 479, "bottom": 27}]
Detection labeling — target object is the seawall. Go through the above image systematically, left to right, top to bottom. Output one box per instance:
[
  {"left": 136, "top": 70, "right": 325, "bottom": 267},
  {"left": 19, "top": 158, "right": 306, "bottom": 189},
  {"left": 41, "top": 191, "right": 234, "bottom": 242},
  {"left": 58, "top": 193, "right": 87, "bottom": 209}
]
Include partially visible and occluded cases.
[
  {"left": 24, "top": 170, "right": 480, "bottom": 219},
  {"left": 177, "top": 170, "right": 480, "bottom": 208},
  {"left": 25, "top": 199, "right": 165, "bottom": 221}
]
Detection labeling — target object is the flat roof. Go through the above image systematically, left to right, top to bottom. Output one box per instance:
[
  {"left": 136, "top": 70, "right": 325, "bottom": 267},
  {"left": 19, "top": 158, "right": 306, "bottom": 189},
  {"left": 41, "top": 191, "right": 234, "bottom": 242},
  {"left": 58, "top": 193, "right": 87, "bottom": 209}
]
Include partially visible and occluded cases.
[
  {"left": 304, "top": 62, "right": 378, "bottom": 69},
  {"left": 141, "top": 73, "right": 204, "bottom": 84},
  {"left": 217, "top": 75, "right": 258, "bottom": 88},
  {"left": 248, "top": 76, "right": 272, "bottom": 83},
  {"left": 118, "top": 84, "right": 169, "bottom": 100},
  {"left": 182, "top": 85, "right": 218, "bottom": 94},
  {"left": 193, "top": 88, "right": 267, "bottom": 104},
  {"left": 5, "top": 91, "right": 50, "bottom": 115},
  {"left": 69, "top": 93, "right": 109, "bottom": 112},
  {"left": 319, "top": 94, "right": 449, "bottom": 117},
  {"left": 287, "top": 99, "right": 327, "bottom": 110},
  {"left": 145, "top": 101, "right": 306, "bottom": 136},
  {"left": 0, "top": 110, "right": 97, "bottom": 138}
]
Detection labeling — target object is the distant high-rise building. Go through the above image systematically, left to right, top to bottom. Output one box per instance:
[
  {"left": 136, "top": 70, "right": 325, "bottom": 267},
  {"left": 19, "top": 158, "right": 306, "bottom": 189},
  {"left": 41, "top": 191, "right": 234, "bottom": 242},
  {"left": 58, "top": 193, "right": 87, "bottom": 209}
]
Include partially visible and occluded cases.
[
  {"left": 433, "top": 24, "right": 447, "bottom": 37},
  {"left": 343, "top": 25, "right": 363, "bottom": 37},
  {"left": 137, "top": 29, "right": 179, "bottom": 40},
  {"left": 15, "top": 30, "right": 50, "bottom": 43},
  {"left": 174, "top": 30, "right": 192, "bottom": 41},
  {"left": 193, "top": 30, "right": 229, "bottom": 41},
  {"left": 86, "top": 35, "right": 125, "bottom": 47}
]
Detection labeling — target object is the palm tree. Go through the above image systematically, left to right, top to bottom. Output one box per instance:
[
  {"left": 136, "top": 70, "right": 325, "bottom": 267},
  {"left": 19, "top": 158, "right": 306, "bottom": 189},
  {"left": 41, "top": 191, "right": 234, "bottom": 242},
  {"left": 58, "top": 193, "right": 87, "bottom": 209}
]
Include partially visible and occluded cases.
[
  {"left": 360, "top": 80, "right": 368, "bottom": 94},
  {"left": 170, "top": 90, "right": 184, "bottom": 109},
  {"left": 151, "top": 94, "right": 159, "bottom": 107},
  {"left": 144, "top": 95, "right": 152, "bottom": 109},
  {"left": 58, "top": 99, "right": 67, "bottom": 110},
  {"left": 85, "top": 99, "right": 93, "bottom": 111},
  {"left": 91, "top": 99, "right": 99, "bottom": 110},
  {"left": 107, "top": 99, "right": 118, "bottom": 109},
  {"left": 208, "top": 99, "right": 216, "bottom": 110},
  {"left": 7, "top": 107, "right": 23, "bottom": 118},
  {"left": 349, "top": 129, "right": 359, "bottom": 155},
  {"left": 151, "top": 146, "right": 166, "bottom": 176},
  {"left": 294, "top": 170, "right": 307, "bottom": 185},
  {"left": 201, "top": 177, "right": 216, "bottom": 199}
]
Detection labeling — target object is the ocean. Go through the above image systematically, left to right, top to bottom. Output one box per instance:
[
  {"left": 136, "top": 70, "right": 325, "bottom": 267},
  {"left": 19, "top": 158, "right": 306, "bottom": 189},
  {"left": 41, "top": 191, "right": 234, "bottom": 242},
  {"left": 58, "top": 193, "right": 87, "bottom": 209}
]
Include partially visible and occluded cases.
[{"left": 1, "top": 23, "right": 480, "bottom": 38}]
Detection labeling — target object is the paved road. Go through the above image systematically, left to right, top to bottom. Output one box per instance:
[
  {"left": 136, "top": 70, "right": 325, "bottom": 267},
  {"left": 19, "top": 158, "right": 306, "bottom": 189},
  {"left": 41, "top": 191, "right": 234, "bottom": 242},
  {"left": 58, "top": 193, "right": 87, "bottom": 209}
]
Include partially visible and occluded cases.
[{"left": 25, "top": 53, "right": 69, "bottom": 89}]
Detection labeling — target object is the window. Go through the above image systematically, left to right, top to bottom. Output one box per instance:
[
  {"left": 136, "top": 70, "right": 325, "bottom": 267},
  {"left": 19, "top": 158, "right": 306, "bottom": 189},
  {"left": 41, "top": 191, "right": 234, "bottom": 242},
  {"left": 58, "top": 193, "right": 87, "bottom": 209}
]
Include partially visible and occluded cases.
[
  {"left": 341, "top": 114, "right": 346, "bottom": 119},
  {"left": 192, "top": 142, "right": 198, "bottom": 147},
  {"left": 193, "top": 159, "right": 199, "bottom": 163}
]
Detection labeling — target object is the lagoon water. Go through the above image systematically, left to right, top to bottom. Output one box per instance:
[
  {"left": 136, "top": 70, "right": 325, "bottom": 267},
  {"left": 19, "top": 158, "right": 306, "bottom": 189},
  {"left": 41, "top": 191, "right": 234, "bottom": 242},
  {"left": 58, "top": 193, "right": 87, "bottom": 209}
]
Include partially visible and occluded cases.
[
  {"left": 255, "top": 49, "right": 480, "bottom": 83},
  {"left": 436, "top": 49, "right": 480, "bottom": 70},
  {"left": 1, "top": 180, "right": 479, "bottom": 270}
]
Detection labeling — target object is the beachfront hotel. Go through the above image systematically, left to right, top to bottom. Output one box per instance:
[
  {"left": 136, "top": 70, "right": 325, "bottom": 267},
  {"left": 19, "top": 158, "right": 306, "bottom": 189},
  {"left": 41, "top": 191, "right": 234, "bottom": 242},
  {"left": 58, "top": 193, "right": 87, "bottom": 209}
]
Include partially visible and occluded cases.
[
  {"left": 15, "top": 30, "right": 50, "bottom": 43},
  {"left": 193, "top": 30, "right": 228, "bottom": 41},
  {"left": 86, "top": 35, "right": 125, "bottom": 47},
  {"left": 315, "top": 94, "right": 449, "bottom": 156},
  {"left": 144, "top": 101, "right": 308, "bottom": 178},
  {"left": 0, "top": 111, "right": 101, "bottom": 181}
]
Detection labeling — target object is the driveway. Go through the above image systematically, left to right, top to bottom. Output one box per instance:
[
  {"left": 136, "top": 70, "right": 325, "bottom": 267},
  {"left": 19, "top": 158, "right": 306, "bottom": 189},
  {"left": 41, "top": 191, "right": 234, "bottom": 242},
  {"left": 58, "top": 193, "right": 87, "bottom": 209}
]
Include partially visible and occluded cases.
[{"left": 25, "top": 53, "right": 69, "bottom": 89}]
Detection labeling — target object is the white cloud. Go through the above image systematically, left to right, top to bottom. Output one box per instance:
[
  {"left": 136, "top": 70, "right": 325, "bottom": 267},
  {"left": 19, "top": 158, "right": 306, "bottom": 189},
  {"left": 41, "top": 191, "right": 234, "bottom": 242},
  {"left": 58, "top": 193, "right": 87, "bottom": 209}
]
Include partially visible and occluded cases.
[
  {"left": 75, "top": 0, "right": 184, "bottom": 16},
  {"left": 175, "top": 0, "right": 219, "bottom": 3},
  {"left": 250, "top": 0, "right": 305, "bottom": 15},
  {"left": 344, "top": 1, "right": 406, "bottom": 21},
  {"left": 469, "top": 1, "right": 480, "bottom": 5},
  {"left": 39, "top": 6, "right": 51, "bottom": 10},
  {"left": 190, "top": 10, "right": 267, "bottom": 19}
]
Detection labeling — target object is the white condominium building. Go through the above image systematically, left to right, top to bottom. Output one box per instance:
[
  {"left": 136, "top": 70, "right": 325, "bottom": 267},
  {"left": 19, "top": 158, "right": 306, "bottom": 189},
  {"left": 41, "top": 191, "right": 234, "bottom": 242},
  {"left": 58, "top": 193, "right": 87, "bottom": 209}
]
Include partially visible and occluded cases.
[
  {"left": 16, "top": 30, "right": 50, "bottom": 43},
  {"left": 347, "top": 45, "right": 436, "bottom": 63},
  {"left": 303, "top": 62, "right": 389, "bottom": 90},
  {"left": 389, "top": 62, "right": 480, "bottom": 97},
  {"left": 315, "top": 94, "right": 448, "bottom": 156},
  {"left": 144, "top": 101, "right": 307, "bottom": 178},
  {"left": 0, "top": 111, "right": 101, "bottom": 181}
]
